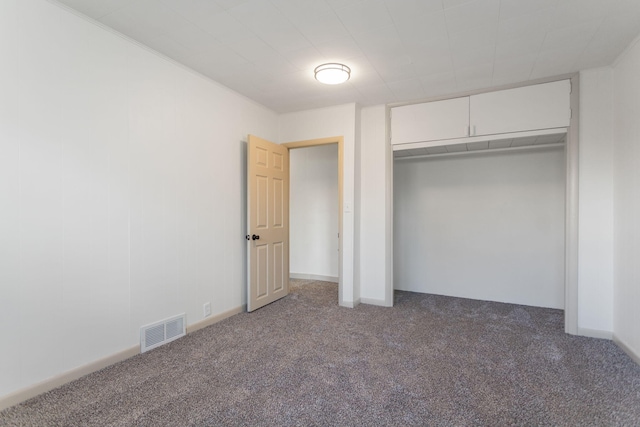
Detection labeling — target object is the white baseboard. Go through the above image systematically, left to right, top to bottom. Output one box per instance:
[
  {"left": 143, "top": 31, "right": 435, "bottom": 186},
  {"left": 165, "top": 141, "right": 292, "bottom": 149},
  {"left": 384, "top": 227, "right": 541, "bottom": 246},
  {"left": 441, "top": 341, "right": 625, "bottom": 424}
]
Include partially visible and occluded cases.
[
  {"left": 290, "top": 273, "right": 339, "bottom": 283},
  {"left": 360, "top": 297, "right": 392, "bottom": 307},
  {"left": 339, "top": 298, "right": 360, "bottom": 308},
  {"left": 0, "top": 304, "right": 244, "bottom": 411},
  {"left": 186, "top": 305, "right": 245, "bottom": 334},
  {"left": 577, "top": 327, "right": 613, "bottom": 340},
  {"left": 613, "top": 334, "right": 640, "bottom": 366},
  {"left": 0, "top": 345, "right": 139, "bottom": 412}
]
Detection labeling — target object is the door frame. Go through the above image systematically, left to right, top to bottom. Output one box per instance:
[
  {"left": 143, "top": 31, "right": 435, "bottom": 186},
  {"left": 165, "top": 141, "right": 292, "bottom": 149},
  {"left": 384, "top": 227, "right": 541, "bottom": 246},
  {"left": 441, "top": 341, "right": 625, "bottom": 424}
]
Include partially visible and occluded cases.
[{"left": 282, "top": 136, "right": 344, "bottom": 304}]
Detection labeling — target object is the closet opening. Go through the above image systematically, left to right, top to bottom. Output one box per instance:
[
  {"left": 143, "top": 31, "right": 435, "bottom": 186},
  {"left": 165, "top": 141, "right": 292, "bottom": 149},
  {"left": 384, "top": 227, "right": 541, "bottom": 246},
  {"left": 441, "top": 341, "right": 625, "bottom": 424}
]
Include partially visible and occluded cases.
[{"left": 393, "top": 135, "right": 567, "bottom": 310}]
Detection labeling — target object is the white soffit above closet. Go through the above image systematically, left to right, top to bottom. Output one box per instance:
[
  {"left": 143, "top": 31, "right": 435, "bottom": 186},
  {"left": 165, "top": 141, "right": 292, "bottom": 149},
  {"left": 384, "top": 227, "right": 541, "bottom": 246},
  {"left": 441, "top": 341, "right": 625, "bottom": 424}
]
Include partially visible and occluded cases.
[
  {"left": 54, "top": 0, "right": 640, "bottom": 113},
  {"left": 393, "top": 132, "right": 567, "bottom": 158}
]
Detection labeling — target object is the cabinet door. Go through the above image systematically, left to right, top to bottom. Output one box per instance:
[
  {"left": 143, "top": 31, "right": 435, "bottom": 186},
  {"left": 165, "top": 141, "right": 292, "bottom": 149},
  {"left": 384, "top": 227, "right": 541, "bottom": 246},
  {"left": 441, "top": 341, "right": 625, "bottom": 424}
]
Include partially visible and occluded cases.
[
  {"left": 470, "top": 80, "right": 570, "bottom": 136},
  {"left": 391, "top": 97, "right": 469, "bottom": 145}
]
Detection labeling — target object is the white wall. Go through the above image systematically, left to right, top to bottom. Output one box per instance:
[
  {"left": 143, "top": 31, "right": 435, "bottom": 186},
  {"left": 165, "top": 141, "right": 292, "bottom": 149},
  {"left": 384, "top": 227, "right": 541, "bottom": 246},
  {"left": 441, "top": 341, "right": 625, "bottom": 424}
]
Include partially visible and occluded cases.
[
  {"left": 0, "top": 0, "right": 277, "bottom": 399},
  {"left": 612, "top": 36, "right": 640, "bottom": 360},
  {"left": 577, "top": 68, "right": 614, "bottom": 337},
  {"left": 278, "top": 104, "right": 358, "bottom": 306},
  {"left": 354, "top": 105, "right": 362, "bottom": 306},
  {"left": 359, "top": 105, "right": 393, "bottom": 306},
  {"left": 289, "top": 145, "right": 339, "bottom": 280},
  {"left": 394, "top": 147, "right": 566, "bottom": 309}
]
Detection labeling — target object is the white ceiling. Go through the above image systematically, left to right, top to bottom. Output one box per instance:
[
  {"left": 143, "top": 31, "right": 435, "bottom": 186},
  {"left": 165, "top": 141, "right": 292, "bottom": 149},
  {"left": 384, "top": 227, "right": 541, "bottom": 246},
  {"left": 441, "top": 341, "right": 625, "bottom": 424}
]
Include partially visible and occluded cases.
[{"left": 55, "top": 0, "right": 640, "bottom": 113}]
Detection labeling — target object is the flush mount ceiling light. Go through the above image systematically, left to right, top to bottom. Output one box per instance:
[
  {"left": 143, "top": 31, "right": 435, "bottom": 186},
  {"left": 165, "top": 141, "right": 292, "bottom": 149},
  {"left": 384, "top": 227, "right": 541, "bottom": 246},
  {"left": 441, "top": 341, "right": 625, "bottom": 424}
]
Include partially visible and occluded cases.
[{"left": 314, "top": 63, "right": 351, "bottom": 85}]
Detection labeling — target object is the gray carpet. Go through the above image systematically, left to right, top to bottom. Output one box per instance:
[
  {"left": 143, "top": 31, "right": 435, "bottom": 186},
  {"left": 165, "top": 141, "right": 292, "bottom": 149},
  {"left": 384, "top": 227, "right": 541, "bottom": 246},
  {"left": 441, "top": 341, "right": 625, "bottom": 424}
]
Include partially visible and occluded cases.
[{"left": 2, "top": 280, "right": 640, "bottom": 426}]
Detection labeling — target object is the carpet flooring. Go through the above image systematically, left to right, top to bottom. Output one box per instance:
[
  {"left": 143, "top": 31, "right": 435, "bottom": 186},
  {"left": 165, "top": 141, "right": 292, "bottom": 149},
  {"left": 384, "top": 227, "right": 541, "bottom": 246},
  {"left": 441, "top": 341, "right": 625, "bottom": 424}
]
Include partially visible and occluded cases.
[{"left": 2, "top": 280, "right": 640, "bottom": 426}]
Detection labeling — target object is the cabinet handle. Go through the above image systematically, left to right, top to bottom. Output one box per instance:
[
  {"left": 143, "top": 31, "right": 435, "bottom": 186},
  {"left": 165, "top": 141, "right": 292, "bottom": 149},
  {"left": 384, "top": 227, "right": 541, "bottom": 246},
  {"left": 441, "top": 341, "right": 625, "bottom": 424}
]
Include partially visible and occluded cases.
[{"left": 467, "top": 125, "right": 470, "bottom": 136}]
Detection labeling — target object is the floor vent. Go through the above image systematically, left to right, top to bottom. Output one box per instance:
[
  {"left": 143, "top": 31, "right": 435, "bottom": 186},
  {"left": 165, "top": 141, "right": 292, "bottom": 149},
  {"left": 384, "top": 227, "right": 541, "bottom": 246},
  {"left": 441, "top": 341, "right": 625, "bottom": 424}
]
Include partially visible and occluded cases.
[{"left": 140, "top": 313, "right": 186, "bottom": 353}]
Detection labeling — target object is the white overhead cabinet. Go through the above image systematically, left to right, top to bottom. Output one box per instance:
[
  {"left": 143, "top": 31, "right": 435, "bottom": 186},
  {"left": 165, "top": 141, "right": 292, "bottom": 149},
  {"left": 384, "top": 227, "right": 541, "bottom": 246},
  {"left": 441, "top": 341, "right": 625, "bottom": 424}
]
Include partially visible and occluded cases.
[
  {"left": 391, "top": 80, "right": 571, "bottom": 148},
  {"left": 470, "top": 80, "right": 571, "bottom": 136},
  {"left": 390, "top": 97, "right": 469, "bottom": 144}
]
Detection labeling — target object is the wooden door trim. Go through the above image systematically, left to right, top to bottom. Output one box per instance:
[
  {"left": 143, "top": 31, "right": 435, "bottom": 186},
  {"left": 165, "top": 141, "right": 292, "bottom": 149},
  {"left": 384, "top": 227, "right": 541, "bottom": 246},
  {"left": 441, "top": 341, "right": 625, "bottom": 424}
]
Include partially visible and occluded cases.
[
  {"left": 282, "top": 136, "right": 343, "bottom": 149},
  {"left": 283, "top": 136, "right": 344, "bottom": 302}
]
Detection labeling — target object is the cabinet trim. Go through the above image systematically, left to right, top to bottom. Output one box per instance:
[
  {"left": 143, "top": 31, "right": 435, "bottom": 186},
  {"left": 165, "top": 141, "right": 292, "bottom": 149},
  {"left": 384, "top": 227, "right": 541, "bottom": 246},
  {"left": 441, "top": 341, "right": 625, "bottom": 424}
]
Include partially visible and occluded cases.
[{"left": 392, "top": 127, "right": 567, "bottom": 152}]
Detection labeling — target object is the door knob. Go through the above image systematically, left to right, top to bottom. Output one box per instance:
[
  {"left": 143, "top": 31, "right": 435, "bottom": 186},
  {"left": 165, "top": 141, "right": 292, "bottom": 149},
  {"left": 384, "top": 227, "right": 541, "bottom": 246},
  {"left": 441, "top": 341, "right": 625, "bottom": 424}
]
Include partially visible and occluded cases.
[{"left": 252, "top": 234, "right": 260, "bottom": 240}]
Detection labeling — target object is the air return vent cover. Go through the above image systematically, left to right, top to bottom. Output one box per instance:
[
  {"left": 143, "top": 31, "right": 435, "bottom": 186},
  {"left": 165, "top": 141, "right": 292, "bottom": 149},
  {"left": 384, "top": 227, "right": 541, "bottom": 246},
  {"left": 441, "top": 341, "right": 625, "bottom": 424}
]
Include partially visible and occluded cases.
[{"left": 140, "top": 313, "right": 186, "bottom": 353}]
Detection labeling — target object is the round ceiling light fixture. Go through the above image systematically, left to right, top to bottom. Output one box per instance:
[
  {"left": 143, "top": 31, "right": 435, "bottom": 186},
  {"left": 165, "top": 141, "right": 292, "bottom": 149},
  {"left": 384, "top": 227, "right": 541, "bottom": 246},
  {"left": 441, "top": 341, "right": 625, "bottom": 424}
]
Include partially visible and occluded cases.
[{"left": 314, "top": 63, "right": 351, "bottom": 85}]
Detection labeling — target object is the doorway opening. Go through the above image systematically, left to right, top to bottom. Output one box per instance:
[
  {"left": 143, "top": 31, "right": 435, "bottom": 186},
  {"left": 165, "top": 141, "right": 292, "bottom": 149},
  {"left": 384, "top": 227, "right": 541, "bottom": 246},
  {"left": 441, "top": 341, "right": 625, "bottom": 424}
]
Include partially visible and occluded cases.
[{"left": 283, "top": 137, "right": 344, "bottom": 303}]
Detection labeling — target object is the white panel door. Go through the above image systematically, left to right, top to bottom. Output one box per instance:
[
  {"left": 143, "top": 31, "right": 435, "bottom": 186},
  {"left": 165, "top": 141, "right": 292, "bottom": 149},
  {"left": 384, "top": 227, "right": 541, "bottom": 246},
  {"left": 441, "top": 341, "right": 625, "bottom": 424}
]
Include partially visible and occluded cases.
[
  {"left": 470, "top": 80, "right": 571, "bottom": 136},
  {"left": 391, "top": 97, "right": 470, "bottom": 145},
  {"left": 247, "top": 135, "right": 289, "bottom": 312}
]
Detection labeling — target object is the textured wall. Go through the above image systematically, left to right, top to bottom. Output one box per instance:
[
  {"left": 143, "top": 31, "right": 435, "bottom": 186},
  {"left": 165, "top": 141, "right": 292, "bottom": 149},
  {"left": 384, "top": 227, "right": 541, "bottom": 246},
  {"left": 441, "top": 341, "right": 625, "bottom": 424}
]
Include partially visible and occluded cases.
[
  {"left": 0, "top": 0, "right": 277, "bottom": 398},
  {"left": 613, "top": 36, "right": 640, "bottom": 359},
  {"left": 578, "top": 68, "right": 614, "bottom": 335},
  {"left": 279, "top": 104, "right": 358, "bottom": 304}
]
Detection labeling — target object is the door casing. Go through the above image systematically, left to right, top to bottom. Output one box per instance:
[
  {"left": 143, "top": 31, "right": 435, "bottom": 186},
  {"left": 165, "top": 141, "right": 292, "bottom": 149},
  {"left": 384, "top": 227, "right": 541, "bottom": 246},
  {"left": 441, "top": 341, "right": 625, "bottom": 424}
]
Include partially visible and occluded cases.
[{"left": 282, "top": 136, "right": 344, "bottom": 304}]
